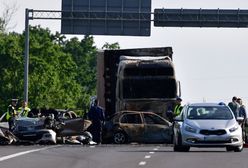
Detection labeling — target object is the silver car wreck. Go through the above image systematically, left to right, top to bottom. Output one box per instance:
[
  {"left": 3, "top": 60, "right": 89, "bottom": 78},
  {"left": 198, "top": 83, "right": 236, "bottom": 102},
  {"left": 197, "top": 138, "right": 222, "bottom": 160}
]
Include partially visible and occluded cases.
[{"left": 0, "top": 110, "right": 92, "bottom": 145}]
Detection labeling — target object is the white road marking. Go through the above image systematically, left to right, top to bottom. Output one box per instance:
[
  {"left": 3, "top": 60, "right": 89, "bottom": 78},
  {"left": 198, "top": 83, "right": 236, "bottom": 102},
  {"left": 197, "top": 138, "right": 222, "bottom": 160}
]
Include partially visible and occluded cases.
[
  {"left": 0, "top": 146, "right": 58, "bottom": 162},
  {"left": 149, "top": 151, "right": 155, "bottom": 154},
  {"left": 144, "top": 155, "right": 151, "bottom": 159},
  {"left": 139, "top": 161, "right": 146, "bottom": 166}
]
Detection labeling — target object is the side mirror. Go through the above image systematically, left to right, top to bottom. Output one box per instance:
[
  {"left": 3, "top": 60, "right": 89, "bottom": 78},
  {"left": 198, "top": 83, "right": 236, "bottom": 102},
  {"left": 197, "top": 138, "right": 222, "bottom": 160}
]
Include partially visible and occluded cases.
[{"left": 174, "top": 116, "right": 183, "bottom": 122}]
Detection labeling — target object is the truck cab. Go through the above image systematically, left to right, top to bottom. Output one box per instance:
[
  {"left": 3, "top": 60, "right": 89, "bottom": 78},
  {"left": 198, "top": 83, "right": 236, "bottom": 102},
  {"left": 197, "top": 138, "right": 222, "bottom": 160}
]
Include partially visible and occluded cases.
[{"left": 116, "top": 56, "right": 178, "bottom": 116}]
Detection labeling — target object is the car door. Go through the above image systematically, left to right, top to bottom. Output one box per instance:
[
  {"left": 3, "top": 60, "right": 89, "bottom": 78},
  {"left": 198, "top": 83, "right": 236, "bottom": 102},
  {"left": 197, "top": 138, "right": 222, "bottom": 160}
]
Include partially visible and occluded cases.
[
  {"left": 119, "top": 113, "right": 144, "bottom": 142},
  {"left": 143, "top": 113, "right": 172, "bottom": 143},
  {"left": 58, "top": 118, "right": 85, "bottom": 137}
]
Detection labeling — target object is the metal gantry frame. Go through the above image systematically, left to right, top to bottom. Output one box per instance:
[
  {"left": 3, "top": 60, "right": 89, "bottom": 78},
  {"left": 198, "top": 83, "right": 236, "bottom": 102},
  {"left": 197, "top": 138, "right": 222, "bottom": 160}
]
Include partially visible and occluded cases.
[
  {"left": 24, "top": 8, "right": 248, "bottom": 102},
  {"left": 24, "top": 9, "right": 153, "bottom": 102}
]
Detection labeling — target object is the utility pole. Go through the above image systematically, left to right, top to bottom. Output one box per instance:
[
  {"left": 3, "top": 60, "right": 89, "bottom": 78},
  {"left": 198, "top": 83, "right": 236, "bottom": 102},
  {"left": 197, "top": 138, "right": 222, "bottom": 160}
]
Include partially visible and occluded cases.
[{"left": 24, "top": 8, "right": 30, "bottom": 103}]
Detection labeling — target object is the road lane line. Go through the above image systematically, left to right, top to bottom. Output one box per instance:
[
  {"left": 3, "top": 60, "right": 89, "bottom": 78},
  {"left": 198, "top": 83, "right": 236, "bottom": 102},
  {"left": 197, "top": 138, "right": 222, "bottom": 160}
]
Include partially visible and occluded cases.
[
  {"left": 0, "top": 146, "right": 58, "bottom": 162},
  {"left": 144, "top": 155, "right": 151, "bottom": 159},
  {"left": 139, "top": 161, "right": 146, "bottom": 166}
]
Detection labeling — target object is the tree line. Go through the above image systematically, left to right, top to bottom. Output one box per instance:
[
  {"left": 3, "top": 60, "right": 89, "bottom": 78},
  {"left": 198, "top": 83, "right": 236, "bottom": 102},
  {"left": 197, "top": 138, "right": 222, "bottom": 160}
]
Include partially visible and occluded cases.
[{"left": 0, "top": 25, "right": 119, "bottom": 115}]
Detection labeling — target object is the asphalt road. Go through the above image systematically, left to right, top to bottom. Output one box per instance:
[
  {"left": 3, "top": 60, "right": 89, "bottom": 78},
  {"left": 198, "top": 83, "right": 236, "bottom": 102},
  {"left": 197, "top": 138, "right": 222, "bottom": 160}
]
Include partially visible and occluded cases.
[{"left": 0, "top": 144, "right": 247, "bottom": 168}]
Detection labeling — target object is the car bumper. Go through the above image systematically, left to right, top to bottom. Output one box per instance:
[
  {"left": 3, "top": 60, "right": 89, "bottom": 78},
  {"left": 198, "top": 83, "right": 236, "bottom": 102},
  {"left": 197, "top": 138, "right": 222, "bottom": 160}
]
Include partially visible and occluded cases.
[
  {"left": 15, "top": 129, "right": 56, "bottom": 144},
  {"left": 181, "top": 129, "right": 243, "bottom": 147}
]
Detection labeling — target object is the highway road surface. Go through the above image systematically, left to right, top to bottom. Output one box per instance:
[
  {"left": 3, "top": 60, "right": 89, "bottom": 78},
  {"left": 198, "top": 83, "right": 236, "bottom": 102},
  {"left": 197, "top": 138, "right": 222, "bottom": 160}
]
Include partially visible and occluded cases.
[{"left": 0, "top": 144, "right": 247, "bottom": 168}]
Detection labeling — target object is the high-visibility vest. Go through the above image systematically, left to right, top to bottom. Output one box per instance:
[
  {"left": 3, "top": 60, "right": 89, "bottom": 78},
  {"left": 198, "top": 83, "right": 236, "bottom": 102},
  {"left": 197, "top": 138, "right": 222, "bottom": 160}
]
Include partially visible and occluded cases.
[
  {"left": 6, "top": 105, "right": 17, "bottom": 121},
  {"left": 174, "top": 105, "right": 183, "bottom": 116},
  {"left": 18, "top": 107, "right": 31, "bottom": 117}
]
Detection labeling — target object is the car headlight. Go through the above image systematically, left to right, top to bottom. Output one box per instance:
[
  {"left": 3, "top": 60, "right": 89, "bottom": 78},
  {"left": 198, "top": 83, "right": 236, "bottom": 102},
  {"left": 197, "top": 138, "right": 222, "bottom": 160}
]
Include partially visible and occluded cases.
[
  {"left": 184, "top": 124, "right": 197, "bottom": 133},
  {"left": 229, "top": 125, "right": 239, "bottom": 133}
]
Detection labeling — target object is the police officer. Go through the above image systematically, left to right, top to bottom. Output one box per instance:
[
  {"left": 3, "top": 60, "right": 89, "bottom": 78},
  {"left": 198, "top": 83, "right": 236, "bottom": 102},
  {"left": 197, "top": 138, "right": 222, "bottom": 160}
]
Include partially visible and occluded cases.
[
  {"left": 228, "top": 96, "right": 239, "bottom": 118},
  {"left": 174, "top": 97, "right": 183, "bottom": 117},
  {"left": 6, "top": 99, "right": 18, "bottom": 131},
  {"left": 87, "top": 99, "right": 105, "bottom": 144},
  {"left": 18, "top": 101, "right": 31, "bottom": 117}
]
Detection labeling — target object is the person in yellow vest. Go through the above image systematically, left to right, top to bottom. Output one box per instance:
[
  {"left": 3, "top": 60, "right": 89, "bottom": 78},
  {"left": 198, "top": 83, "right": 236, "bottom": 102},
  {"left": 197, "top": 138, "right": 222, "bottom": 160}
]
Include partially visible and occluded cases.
[
  {"left": 174, "top": 97, "right": 183, "bottom": 117},
  {"left": 6, "top": 99, "right": 18, "bottom": 131},
  {"left": 18, "top": 101, "right": 31, "bottom": 117}
]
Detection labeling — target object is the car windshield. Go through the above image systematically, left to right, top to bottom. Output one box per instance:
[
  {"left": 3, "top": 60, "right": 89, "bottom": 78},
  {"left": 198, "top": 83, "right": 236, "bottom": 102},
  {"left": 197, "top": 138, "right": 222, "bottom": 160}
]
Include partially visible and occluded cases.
[{"left": 187, "top": 106, "right": 233, "bottom": 120}]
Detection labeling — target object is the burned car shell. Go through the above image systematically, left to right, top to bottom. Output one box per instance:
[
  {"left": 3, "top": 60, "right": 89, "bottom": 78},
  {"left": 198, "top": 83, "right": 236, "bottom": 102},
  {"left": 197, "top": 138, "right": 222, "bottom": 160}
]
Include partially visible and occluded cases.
[{"left": 102, "top": 111, "right": 172, "bottom": 144}]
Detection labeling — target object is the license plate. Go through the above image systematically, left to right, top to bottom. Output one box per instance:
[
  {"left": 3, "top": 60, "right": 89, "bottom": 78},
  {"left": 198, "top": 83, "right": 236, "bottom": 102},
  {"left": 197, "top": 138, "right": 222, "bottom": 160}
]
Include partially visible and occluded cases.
[{"left": 204, "top": 136, "right": 222, "bottom": 141}]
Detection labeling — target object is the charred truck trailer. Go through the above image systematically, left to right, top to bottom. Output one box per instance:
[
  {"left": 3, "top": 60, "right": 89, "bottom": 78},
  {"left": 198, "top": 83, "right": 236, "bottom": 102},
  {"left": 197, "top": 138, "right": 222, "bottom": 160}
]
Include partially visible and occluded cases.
[{"left": 97, "top": 47, "right": 180, "bottom": 118}]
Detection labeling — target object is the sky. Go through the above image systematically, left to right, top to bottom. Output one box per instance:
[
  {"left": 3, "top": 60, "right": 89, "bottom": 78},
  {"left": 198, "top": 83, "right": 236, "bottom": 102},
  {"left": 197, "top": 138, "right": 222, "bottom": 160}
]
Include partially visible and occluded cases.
[{"left": 1, "top": 0, "right": 248, "bottom": 105}]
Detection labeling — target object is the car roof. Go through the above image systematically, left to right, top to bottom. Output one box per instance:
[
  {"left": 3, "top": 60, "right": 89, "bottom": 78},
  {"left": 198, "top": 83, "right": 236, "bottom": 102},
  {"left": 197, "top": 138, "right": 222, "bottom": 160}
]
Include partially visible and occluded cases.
[
  {"left": 187, "top": 103, "right": 227, "bottom": 107},
  {"left": 118, "top": 110, "right": 156, "bottom": 114}
]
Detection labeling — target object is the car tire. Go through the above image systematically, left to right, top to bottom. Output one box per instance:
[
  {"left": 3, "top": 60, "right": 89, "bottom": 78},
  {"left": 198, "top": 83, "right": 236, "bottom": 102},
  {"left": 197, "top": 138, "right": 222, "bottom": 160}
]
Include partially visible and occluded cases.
[
  {"left": 113, "top": 131, "right": 127, "bottom": 144},
  {"left": 173, "top": 133, "right": 190, "bottom": 152},
  {"left": 226, "top": 144, "right": 243, "bottom": 152},
  {"left": 234, "top": 144, "right": 243, "bottom": 152},
  {"left": 226, "top": 146, "right": 234, "bottom": 151}
]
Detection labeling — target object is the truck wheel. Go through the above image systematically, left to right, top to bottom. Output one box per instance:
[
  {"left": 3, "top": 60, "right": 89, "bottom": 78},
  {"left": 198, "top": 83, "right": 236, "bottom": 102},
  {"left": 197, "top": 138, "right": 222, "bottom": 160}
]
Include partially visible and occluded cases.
[{"left": 113, "top": 131, "right": 127, "bottom": 144}]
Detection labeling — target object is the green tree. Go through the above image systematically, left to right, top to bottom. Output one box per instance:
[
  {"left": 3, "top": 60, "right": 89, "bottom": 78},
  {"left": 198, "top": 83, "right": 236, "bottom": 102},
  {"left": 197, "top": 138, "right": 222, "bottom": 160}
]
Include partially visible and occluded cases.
[
  {"left": 0, "top": 25, "right": 120, "bottom": 114},
  {"left": 26, "top": 26, "right": 82, "bottom": 109},
  {"left": 0, "top": 32, "right": 24, "bottom": 111},
  {"left": 63, "top": 35, "right": 98, "bottom": 111},
  {"left": 102, "top": 42, "right": 120, "bottom": 50}
]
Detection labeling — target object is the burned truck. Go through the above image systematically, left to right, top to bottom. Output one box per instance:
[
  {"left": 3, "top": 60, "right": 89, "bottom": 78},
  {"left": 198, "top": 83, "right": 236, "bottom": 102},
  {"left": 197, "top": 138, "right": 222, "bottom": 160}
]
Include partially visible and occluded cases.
[{"left": 97, "top": 47, "right": 180, "bottom": 118}]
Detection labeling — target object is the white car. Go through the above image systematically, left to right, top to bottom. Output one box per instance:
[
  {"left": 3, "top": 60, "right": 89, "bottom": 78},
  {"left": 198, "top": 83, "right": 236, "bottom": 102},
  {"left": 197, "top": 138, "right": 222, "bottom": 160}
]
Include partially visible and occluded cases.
[{"left": 173, "top": 103, "right": 244, "bottom": 152}]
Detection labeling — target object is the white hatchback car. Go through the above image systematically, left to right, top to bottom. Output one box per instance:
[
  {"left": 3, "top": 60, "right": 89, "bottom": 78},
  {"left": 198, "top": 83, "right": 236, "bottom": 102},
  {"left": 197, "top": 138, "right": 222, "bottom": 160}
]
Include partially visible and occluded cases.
[{"left": 173, "top": 103, "right": 244, "bottom": 152}]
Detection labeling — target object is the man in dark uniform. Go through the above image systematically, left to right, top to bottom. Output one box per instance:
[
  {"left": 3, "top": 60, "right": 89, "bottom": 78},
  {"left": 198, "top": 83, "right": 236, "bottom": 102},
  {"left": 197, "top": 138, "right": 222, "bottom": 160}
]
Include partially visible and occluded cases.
[
  {"left": 228, "top": 96, "right": 239, "bottom": 118},
  {"left": 6, "top": 99, "right": 18, "bottom": 131},
  {"left": 87, "top": 99, "right": 105, "bottom": 144}
]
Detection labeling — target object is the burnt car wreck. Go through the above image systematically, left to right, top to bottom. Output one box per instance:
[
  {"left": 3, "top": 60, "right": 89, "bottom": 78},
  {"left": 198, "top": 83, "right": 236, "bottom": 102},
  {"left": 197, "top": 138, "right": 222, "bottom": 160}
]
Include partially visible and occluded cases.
[
  {"left": 0, "top": 109, "right": 94, "bottom": 145},
  {"left": 102, "top": 111, "right": 173, "bottom": 144}
]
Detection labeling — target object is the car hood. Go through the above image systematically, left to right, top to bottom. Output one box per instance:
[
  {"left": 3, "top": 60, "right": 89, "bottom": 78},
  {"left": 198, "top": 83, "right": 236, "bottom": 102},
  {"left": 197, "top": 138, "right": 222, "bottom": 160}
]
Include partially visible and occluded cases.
[{"left": 185, "top": 119, "right": 236, "bottom": 130}]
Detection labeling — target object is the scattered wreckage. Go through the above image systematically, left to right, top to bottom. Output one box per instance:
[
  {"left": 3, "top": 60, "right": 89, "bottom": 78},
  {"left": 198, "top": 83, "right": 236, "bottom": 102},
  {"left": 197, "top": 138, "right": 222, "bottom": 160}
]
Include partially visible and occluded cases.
[{"left": 0, "top": 109, "right": 95, "bottom": 145}]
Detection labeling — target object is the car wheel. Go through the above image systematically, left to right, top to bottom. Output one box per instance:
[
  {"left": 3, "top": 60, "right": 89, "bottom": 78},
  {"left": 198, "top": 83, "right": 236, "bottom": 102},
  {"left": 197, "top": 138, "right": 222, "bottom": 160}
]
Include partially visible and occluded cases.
[
  {"left": 113, "top": 131, "right": 127, "bottom": 144},
  {"left": 173, "top": 134, "right": 190, "bottom": 152},
  {"left": 0, "top": 138, "right": 9, "bottom": 145},
  {"left": 234, "top": 144, "right": 243, "bottom": 152},
  {"left": 226, "top": 146, "right": 234, "bottom": 151}
]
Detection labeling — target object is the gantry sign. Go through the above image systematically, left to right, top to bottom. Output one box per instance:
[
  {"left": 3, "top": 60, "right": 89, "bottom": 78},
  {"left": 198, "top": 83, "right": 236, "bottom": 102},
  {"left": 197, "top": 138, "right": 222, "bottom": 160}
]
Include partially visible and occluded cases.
[
  {"left": 24, "top": 0, "right": 248, "bottom": 102},
  {"left": 61, "top": 0, "right": 151, "bottom": 36}
]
